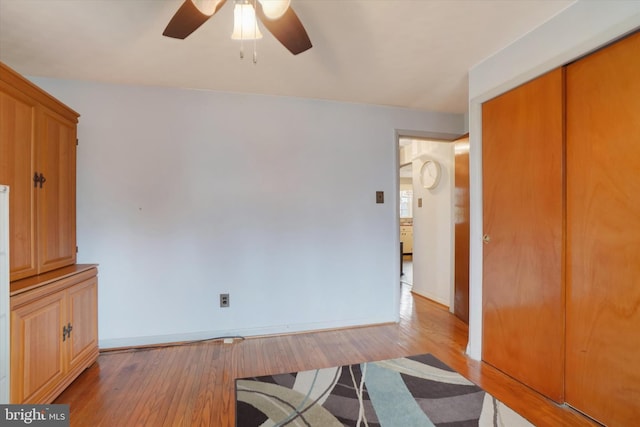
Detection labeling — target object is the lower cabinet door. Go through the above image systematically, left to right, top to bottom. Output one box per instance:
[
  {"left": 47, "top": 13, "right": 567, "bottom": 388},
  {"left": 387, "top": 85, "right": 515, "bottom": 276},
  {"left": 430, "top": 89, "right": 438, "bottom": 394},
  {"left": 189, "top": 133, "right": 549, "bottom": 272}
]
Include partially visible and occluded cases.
[
  {"left": 67, "top": 277, "right": 99, "bottom": 372},
  {"left": 11, "top": 291, "right": 65, "bottom": 403}
]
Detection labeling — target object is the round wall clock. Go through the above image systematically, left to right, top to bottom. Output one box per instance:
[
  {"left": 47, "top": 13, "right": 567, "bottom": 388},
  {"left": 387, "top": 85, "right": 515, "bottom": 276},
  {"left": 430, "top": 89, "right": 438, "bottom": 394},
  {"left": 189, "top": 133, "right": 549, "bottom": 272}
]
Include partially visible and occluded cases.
[{"left": 420, "top": 159, "right": 441, "bottom": 189}]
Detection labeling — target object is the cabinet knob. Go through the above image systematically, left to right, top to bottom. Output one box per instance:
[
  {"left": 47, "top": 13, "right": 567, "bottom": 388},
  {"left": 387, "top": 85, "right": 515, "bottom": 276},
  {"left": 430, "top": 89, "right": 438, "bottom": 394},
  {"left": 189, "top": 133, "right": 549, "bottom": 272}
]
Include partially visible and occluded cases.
[
  {"left": 33, "top": 172, "right": 46, "bottom": 189},
  {"left": 483, "top": 234, "right": 491, "bottom": 244},
  {"left": 62, "top": 323, "right": 73, "bottom": 341}
]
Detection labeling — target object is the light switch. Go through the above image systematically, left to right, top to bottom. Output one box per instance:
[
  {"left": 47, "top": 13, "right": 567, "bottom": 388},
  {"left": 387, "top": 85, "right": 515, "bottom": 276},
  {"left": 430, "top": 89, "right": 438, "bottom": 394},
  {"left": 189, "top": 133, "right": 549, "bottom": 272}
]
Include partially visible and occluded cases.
[
  {"left": 376, "top": 191, "right": 384, "bottom": 204},
  {"left": 418, "top": 198, "right": 423, "bottom": 208}
]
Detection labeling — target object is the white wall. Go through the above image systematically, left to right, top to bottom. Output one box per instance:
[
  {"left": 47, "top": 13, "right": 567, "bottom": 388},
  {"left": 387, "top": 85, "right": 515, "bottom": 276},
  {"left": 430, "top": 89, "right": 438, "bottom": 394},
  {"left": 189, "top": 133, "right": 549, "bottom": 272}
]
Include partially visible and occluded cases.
[
  {"left": 467, "top": 1, "right": 640, "bottom": 359},
  {"left": 29, "top": 78, "right": 464, "bottom": 348},
  {"left": 408, "top": 140, "right": 454, "bottom": 306}
]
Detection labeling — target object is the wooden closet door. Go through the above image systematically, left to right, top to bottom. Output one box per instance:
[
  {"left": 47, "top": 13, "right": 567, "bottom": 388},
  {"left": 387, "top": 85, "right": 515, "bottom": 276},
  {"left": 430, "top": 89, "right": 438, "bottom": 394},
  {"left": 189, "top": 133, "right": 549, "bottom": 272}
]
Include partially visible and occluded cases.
[
  {"left": 566, "top": 31, "right": 640, "bottom": 425},
  {"left": 482, "top": 68, "right": 564, "bottom": 402}
]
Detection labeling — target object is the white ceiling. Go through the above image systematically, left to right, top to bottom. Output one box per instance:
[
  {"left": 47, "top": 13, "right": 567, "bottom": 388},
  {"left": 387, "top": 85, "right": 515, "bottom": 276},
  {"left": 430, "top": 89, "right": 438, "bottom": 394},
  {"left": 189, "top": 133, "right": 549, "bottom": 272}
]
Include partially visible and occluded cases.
[{"left": 0, "top": 0, "right": 574, "bottom": 114}]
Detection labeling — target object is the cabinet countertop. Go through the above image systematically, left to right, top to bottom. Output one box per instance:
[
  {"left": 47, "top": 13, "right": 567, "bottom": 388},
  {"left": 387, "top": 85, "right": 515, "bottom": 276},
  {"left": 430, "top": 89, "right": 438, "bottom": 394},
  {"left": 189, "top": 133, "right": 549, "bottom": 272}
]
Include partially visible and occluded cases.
[{"left": 10, "top": 264, "right": 98, "bottom": 296}]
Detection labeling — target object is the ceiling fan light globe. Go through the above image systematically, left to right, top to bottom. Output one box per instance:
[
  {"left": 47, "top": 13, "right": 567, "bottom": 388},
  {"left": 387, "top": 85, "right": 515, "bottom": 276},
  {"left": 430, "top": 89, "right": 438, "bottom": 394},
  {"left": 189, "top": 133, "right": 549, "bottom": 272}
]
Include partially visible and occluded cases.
[
  {"left": 193, "top": 0, "right": 223, "bottom": 16},
  {"left": 258, "top": 0, "right": 291, "bottom": 19},
  {"left": 231, "top": 3, "right": 263, "bottom": 40}
]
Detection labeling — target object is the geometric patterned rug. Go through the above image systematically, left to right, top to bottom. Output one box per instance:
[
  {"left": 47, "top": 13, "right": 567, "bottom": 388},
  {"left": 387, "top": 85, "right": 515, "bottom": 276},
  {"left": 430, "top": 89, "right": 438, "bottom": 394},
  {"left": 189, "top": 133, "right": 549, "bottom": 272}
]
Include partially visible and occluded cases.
[{"left": 235, "top": 353, "right": 534, "bottom": 426}]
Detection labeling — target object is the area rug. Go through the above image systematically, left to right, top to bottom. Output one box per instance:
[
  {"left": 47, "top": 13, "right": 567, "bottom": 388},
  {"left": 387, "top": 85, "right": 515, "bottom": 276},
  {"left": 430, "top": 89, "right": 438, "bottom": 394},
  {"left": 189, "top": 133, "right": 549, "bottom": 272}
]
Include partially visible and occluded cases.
[{"left": 235, "top": 353, "right": 533, "bottom": 426}]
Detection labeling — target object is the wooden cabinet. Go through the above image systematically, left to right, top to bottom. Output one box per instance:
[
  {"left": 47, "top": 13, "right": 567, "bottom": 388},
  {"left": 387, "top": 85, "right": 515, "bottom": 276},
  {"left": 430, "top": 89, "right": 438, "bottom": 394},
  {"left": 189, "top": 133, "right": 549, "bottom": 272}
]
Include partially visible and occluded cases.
[
  {"left": 0, "top": 62, "right": 79, "bottom": 282},
  {"left": 1, "top": 62, "right": 95, "bottom": 404},
  {"left": 400, "top": 225, "right": 413, "bottom": 254},
  {"left": 10, "top": 265, "right": 98, "bottom": 404}
]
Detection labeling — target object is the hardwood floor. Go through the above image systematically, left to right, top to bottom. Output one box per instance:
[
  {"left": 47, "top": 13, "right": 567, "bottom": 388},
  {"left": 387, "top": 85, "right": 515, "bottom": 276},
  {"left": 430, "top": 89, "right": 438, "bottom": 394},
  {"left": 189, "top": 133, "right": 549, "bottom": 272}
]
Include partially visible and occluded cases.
[{"left": 55, "top": 285, "right": 596, "bottom": 426}]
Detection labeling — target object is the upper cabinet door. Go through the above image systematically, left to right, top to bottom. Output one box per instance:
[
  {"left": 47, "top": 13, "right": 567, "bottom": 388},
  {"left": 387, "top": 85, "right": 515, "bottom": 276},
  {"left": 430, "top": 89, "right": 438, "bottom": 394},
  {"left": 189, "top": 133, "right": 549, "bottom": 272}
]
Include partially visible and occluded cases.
[
  {"left": 566, "top": 31, "right": 640, "bottom": 426},
  {"left": 482, "top": 68, "right": 565, "bottom": 402},
  {"left": 0, "top": 85, "right": 38, "bottom": 281},
  {"left": 36, "top": 107, "right": 77, "bottom": 274}
]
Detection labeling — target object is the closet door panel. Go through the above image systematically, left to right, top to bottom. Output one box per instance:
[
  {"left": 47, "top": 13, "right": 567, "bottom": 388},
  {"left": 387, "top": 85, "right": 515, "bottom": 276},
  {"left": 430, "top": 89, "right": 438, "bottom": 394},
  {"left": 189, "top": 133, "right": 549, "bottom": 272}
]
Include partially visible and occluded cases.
[
  {"left": 566, "top": 30, "right": 640, "bottom": 426},
  {"left": 482, "top": 68, "right": 564, "bottom": 402}
]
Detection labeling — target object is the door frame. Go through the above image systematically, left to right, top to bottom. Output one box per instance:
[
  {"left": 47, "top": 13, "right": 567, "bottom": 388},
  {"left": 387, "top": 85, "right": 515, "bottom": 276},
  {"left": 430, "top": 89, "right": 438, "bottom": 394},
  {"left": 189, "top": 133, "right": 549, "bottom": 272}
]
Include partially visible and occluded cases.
[{"left": 396, "top": 134, "right": 461, "bottom": 312}]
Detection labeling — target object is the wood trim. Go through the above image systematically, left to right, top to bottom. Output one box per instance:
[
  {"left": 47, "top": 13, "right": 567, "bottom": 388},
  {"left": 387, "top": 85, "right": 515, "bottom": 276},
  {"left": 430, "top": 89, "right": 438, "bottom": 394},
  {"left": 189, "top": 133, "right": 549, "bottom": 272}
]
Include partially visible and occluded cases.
[{"left": 0, "top": 62, "right": 79, "bottom": 123}]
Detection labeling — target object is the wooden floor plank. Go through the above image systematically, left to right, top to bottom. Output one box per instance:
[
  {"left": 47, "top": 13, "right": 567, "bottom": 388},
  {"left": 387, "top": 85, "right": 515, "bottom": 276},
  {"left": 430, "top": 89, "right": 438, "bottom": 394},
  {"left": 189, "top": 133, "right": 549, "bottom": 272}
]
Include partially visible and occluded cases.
[{"left": 55, "top": 286, "right": 596, "bottom": 426}]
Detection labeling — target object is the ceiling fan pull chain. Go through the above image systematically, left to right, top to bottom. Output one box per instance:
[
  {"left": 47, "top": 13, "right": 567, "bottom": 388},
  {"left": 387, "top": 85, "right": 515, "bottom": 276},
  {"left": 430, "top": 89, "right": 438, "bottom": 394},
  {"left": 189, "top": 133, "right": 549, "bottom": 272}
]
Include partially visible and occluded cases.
[
  {"left": 253, "top": 0, "right": 258, "bottom": 63},
  {"left": 239, "top": 1, "right": 245, "bottom": 59},
  {"left": 253, "top": 28, "right": 257, "bottom": 63}
]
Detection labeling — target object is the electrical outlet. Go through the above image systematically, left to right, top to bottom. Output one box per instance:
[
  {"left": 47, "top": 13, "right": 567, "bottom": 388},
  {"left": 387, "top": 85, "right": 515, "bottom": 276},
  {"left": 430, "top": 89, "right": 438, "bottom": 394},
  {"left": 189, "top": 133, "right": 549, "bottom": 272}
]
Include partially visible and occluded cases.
[{"left": 220, "top": 293, "right": 230, "bottom": 308}]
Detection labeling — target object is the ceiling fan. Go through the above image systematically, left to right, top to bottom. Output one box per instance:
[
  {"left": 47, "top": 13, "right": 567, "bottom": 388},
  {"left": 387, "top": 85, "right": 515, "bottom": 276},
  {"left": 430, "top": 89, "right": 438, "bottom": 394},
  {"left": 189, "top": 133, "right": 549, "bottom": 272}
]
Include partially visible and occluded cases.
[{"left": 163, "top": 0, "right": 312, "bottom": 55}]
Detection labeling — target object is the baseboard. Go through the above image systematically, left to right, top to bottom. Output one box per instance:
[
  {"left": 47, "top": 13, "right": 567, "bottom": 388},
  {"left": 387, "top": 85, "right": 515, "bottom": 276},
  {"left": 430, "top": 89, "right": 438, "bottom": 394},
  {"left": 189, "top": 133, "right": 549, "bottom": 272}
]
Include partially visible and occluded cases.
[
  {"left": 411, "top": 289, "right": 450, "bottom": 309},
  {"left": 98, "top": 316, "right": 396, "bottom": 350}
]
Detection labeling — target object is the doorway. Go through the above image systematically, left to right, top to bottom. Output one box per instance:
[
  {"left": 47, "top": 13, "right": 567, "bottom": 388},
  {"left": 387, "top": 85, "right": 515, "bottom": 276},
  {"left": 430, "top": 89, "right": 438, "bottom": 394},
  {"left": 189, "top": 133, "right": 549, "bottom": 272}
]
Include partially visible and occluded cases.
[{"left": 397, "top": 135, "right": 469, "bottom": 322}]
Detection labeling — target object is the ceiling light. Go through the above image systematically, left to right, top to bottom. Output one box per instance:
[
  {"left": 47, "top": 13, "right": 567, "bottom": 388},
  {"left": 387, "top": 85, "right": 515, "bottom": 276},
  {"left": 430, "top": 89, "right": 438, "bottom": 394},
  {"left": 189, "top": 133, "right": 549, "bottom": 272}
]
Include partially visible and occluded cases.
[
  {"left": 163, "top": 0, "right": 311, "bottom": 56},
  {"left": 193, "top": 0, "right": 224, "bottom": 15},
  {"left": 258, "top": 0, "right": 291, "bottom": 19},
  {"left": 231, "top": 1, "right": 263, "bottom": 40}
]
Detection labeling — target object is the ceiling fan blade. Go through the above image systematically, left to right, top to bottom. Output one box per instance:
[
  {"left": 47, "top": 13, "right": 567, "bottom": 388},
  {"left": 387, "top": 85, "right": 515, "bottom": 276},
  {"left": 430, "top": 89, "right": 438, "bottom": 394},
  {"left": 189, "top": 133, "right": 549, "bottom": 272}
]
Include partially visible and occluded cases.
[
  {"left": 163, "top": 0, "right": 227, "bottom": 39},
  {"left": 255, "top": 4, "right": 312, "bottom": 55}
]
